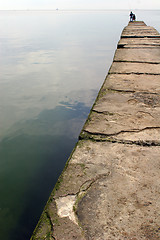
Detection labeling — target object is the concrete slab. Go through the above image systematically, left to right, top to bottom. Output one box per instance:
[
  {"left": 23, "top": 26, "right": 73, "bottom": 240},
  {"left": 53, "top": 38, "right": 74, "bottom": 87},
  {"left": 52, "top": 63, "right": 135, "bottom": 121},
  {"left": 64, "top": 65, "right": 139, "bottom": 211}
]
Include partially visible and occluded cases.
[
  {"left": 123, "top": 26, "right": 157, "bottom": 31},
  {"left": 122, "top": 27, "right": 159, "bottom": 34},
  {"left": 122, "top": 30, "right": 159, "bottom": 37},
  {"left": 114, "top": 48, "right": 160, "bottom": 63},
  {"left": 109, "top": 62, "right": 160, "bottom": 75},
  {"left": 103, "top": 74, "right": 160, "bottom": 93},
  {"left": 82, "top": 91, "right": 160, "bottom": 141},
  {"left": 76, "top": 141, "right": 160, "bottom": 240}
]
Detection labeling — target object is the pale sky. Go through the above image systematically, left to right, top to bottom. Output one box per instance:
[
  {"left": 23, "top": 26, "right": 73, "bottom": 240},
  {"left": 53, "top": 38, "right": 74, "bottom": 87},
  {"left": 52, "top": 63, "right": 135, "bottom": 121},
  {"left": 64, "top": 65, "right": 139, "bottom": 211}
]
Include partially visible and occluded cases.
[{"left": 0, "top": 0, "right": 160, "bottom": 10}]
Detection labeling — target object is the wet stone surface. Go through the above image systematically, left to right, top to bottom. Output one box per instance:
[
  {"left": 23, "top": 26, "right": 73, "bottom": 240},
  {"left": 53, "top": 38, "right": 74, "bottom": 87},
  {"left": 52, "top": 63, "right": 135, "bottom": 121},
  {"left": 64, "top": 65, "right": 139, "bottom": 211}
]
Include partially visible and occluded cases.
[{"left": 31, "top": 21, "right": 160, "bottom": 240}]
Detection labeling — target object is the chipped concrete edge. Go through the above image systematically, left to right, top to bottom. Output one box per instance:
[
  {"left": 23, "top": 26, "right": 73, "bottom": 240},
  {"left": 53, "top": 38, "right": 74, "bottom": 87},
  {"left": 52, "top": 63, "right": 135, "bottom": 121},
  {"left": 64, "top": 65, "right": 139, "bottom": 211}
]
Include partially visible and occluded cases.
[{"left": 30, "top": 141, "right": 80, "bottom": 239}]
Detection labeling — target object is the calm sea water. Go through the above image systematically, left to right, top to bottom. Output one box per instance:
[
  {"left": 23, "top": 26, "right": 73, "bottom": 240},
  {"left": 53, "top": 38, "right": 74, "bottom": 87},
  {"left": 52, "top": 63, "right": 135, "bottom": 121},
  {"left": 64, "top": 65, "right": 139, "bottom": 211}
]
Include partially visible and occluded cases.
[{"left": 0, "top": 10, "right": 159, "bottom": 240}]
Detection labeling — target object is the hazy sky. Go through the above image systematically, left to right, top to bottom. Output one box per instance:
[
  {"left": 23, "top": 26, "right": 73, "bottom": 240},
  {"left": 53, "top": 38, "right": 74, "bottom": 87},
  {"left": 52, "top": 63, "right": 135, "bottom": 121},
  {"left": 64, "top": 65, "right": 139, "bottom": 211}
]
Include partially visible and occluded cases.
[{"left": 0, "top": 0, "right": 159, "bottom": 10}]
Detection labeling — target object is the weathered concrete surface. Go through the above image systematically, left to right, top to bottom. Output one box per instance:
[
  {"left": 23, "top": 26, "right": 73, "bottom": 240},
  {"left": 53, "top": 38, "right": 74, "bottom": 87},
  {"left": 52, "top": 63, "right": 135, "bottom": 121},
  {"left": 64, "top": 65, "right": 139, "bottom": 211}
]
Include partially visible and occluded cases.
[
  {"left": 31, "top": 21, "right": 160, "bottom": 240},
  {"left": 114, "top": 48, "right": 160, "bottom": 63}
]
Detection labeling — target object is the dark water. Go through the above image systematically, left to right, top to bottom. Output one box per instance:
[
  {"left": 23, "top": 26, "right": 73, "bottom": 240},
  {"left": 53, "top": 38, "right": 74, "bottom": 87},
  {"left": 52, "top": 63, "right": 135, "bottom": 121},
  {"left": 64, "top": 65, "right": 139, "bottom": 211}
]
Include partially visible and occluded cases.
[
  {"left": 0, "top": 10, "right": 160, "bottom": 240},
  {"left": 0, "top": 102, "right": 89, "bottom": 240}
]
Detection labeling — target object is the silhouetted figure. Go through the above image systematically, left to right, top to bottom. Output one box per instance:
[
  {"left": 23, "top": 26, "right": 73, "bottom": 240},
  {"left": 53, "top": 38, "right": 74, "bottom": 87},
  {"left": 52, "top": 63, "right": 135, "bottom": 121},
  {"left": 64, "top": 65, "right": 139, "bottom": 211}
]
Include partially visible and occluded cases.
[
  {"left": 130, "top": 11, "right": 134, "bottom": 22},
  {"left": 133, "top": 14, "right": 136, "bottom": 21}
]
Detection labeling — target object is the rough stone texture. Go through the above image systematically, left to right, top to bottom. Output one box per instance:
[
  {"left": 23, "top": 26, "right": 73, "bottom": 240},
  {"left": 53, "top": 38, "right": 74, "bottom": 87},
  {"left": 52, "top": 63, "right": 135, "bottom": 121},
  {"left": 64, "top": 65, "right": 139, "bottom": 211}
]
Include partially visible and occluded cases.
[
  {"left": 31, "top": 21, "right": 160, "bottom": 240},
  {"left": 76, "top": 141, "right": 160, "bottom": 240}
]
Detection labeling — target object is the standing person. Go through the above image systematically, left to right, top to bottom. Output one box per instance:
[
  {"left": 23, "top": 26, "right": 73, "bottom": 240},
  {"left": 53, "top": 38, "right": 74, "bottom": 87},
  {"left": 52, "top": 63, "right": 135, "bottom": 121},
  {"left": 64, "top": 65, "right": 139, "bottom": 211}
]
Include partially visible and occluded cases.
[
  {"left": 130, "top": 11, "right": 134, "bottom": 22},
  {"left": 133, "top": 14, "right": 136, "bottom": 21}
]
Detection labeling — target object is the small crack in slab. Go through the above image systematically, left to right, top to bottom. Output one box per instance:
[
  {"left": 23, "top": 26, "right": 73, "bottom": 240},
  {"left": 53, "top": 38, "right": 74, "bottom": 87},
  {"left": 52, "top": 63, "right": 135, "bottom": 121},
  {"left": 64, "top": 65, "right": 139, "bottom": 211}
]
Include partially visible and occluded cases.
[
  {"left": 121, "top": 35, "right": 160, "bottom": 38},
  {"left": 120, "top": 47, "right": 160, "bottom": 49},
  {"left": 113, "top": 60, "right": 160, "bottom": 64},
  {"left": 109, "top": 72, "right": 160, "bottom": 76},
  {"left": 107, "top": 87, "right": 159, "bottom": 95},
  {"left": 99, "top": 88, "right": 159, "bottom": 96},
  {"left": 107, "top": 88, "right": 136, "bottom": 93},
  {"left": 92, "top": 109, "right": 155, "bottom": 119},
  {"left": 92, "top": 109, "right": 115, "bottom": 115},
  {"left": 83, "top": 127, "right": 160, "bottom": 137},
  {"left": 80, "top": 129, "right": 160, "bottom": 146},
  {"left": 116, "top": 165, "right": 139, "bottom": 181},
  {"left": 77, "top": 173, "right": 110, "bottom": 196},
  {"left": 45, "top": 211, "right": 57, "bottom": 240}
]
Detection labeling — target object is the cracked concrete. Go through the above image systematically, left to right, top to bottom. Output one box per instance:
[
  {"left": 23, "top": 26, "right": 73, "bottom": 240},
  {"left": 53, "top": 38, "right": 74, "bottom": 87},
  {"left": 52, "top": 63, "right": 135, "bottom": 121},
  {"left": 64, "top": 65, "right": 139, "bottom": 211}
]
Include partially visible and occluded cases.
[
  {"left": 31, "top": 21, "right": 160, "bottom": 240},
  {"left": 81, "top": 90, "right": 160, "bottom": 141}
]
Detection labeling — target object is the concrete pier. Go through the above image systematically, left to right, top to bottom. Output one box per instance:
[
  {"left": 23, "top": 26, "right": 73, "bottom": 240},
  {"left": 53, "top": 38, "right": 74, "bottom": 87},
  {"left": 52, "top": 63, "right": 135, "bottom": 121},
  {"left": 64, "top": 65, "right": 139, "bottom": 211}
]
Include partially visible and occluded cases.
[{"left": 31, "top": 21, "right": 160, "bottom": 240}]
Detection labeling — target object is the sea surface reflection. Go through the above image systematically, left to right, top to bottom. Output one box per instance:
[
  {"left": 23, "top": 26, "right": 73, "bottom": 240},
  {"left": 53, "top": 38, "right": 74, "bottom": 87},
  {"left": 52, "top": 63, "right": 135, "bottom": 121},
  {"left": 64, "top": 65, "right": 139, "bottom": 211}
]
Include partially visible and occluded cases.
[
  {"left": 0, "top": 10, "right": 160, "bottom": 240},
  {"left": 0, "top": 101, "right": 90, "bottom": 239}
]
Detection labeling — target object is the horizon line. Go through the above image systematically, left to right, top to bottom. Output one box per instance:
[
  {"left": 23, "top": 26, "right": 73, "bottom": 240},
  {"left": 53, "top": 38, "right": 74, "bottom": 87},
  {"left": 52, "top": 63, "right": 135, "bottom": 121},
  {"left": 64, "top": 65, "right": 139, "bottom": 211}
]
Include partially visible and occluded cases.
[{"left": 0, "top": 8, "right": 160, "bottom": 11}]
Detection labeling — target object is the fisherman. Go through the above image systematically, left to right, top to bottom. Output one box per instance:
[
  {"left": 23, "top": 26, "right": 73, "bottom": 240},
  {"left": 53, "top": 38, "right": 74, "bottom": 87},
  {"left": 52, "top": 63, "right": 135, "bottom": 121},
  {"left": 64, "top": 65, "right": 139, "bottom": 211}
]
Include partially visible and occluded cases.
[
  {"left": 130, "top": 11, "right": 134, "bottom": 22},
  {"left": 133, "top": 14, "right": 136, "bottom": 21}
]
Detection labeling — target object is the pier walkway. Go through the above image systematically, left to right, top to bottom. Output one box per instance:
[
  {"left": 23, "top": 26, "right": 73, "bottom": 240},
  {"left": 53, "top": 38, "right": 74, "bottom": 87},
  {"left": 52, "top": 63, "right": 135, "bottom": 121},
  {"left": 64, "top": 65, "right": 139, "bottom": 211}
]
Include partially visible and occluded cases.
[{"left": 31, "top": 21, "right": 160, "bottom": 240}]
